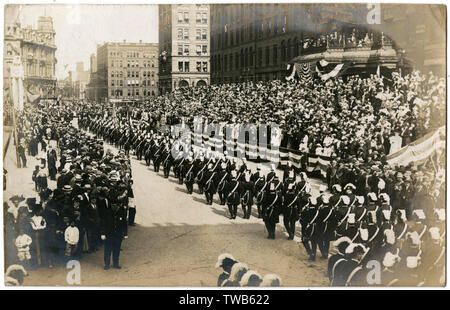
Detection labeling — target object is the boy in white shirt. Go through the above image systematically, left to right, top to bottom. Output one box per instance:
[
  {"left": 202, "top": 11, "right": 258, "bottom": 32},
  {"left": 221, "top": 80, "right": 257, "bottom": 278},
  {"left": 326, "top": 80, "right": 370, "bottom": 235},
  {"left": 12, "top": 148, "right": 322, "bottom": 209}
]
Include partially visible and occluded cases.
[
  {"left": 64, "top": 221, "right": 79, "bottom": 257},
  {"left": 15, "top": 229, "right": 32, "bottom": 262}
]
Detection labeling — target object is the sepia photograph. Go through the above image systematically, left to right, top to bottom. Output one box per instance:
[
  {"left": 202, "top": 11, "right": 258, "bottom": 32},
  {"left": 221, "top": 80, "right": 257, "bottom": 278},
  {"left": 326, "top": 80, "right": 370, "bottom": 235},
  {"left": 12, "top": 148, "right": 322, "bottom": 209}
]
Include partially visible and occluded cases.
[{"left": 1, "top": 1, "right": 446, "bottom": 289}]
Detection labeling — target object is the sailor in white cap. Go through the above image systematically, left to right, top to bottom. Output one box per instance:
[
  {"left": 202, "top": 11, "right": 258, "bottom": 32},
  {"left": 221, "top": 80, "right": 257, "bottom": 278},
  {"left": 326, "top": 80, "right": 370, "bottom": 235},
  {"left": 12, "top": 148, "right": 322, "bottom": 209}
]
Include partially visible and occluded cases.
[
  {"left": 283, "top": 160, "right": 296, "bottom": 183},
  {"left": 216, "top": 162, "right": 229, "bottom": 205},
  {"left": 253, "top": 165, "right": 267, "bottom": 218},
  {"left": 225, "top": 170, "right": 240, "bottom": 219},
  {"left": 282, "top": 171, "right": 300, "bottom": 240},
  {"left": 329, "top": 184, "right": 342, "bottom": 209},
  {"left": 316, "top": 194, "right": 334, "bottom": 258},
  {"left": 299, "top": 196, "right": 320, "bottom": 261},
  {"left": 328, "top": 236, "right": 352, "bottom": 280},
  {"left": 344, "top": 244, "right": 370, "bottom": 286},
  {"left": 380, "top": 251, "right": 401, "bottom": 286},
  {"left": 215, "top": 253, "right": 238, "bottom": 287},
  {"left": 221, "top": 262, "right": 248, "bottom": 287},
  {"left": 240, "top": 270, "right": 263, "bottom": 287},
  {"left": 260, "top": 274, "right": 281, "bottom": 287}
]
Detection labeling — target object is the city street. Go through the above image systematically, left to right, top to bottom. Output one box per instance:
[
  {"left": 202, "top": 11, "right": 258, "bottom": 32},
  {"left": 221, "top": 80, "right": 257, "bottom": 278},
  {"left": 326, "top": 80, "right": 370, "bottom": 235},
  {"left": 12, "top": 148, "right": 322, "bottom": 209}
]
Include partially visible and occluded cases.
[{"left": 4, "top": 121, "right": 329, "bottom": 287}]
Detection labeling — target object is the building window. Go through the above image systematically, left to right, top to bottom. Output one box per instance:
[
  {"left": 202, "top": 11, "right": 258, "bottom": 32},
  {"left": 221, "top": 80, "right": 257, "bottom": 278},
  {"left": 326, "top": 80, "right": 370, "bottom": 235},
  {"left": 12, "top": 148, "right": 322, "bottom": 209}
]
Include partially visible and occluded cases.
[
  {"left": 178, "top": 12, "right": 183, "bottom": 23},
  {"left": 184, "top": 12, "right": 189, "bottom": 23},
  {"left": 196, "top": 12, "right": 201, "bottom": 23},
  {"left": 202, "top": 13, "right": 207, "bottom": 24},
  {"left": 178, "top": 28, "right": 183, "bottom": 40},
  {"left": 184, "top": 29, "right": 189, "bottom": 40},
  {"left": 196, "top": 29, "right": 201, "bottom": 40},
  {"left": 201, "top": 29, "right": 207, "bottom": 40},
  {"left": 281, "top": 40, "right": 286, "bottom": 62},
  {"left": 273, "top": 44, "right": 278, "bottom": 64},
  {"left": 178, "top": 45, "right": 183, "bottom": 56},
  {"left": 184, "top": 45, "right": 189, "bottom": 56},
  {"left": 196, "top": 45, "right": 202, "bottom": 55},
  {"left": 202, "top": 45, "right": 207, "bottom": 55},
  {"left": 265, "top": 46, "right": 270, "bottom": 65},
  {"left": 178, "top": 61, "right": 184, "bottom": 72},
  {"left": 196, "top": 61, "right": 202, "bottom": 72},
  {"left": 151, "top": 62, "right": 154, "bottom": 68},
  {"left": 184, "top": 62, "right": 190, "bottom": 72},
  {"left": 202, "top": 62, "right": 208, "bottom": 72},
  {"left": 136, "top": 71, "right": 139, "bottom": 77},
  {"left": 120, "top": 80, "right": 123, "bottom": 87},
  {"left": 136, "top": 90, "right": 139, "bottom": 96}
]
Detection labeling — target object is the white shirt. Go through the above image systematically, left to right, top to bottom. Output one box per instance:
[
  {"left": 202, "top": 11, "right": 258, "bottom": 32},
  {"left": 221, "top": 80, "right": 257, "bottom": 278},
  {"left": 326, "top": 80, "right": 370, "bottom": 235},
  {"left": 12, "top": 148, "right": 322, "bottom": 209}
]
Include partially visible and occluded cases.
[
  {"left": 389, "top": 135, "right": 403, "bottom": 154},
  {"left": 30, "top": 215, "right": 46, "bottom": 230},
  {"left": 65, "top": 226, "right": 79, "bottom": 245},
  {"left": 15, "top": 234, "right": 32, "bottom": 250}
]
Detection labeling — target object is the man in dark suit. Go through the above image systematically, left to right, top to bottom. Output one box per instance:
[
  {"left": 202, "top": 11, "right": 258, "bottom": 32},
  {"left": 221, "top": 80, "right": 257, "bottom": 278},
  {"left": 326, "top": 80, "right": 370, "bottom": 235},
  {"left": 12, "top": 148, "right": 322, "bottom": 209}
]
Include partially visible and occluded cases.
[{"left": 100, "top": 187, "right": 127, "bottom": 270}]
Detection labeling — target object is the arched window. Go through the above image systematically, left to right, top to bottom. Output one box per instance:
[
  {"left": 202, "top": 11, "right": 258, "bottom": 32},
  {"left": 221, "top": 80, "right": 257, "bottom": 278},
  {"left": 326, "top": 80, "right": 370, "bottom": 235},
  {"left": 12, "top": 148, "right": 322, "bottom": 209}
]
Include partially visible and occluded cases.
[
  {"left": 179, "top": 80, "right": 189, "bottom": 88},
  {"left": 197, "top": 80, "right": 207, "bottom": 87}
]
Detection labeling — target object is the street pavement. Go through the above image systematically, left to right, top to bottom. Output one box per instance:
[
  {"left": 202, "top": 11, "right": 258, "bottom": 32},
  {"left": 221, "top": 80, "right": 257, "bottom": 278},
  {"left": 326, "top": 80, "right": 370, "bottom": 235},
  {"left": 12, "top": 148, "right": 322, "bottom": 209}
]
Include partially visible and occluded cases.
[{"left": 4, "top": 121, "right": 330, "bottom": 287}]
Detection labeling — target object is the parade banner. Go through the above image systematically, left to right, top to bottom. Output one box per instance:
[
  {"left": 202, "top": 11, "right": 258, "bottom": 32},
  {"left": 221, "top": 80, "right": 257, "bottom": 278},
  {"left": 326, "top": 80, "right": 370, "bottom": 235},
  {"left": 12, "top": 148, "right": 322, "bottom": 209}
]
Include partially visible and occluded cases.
[
  {"left": 386, "top": 126, "right": 445, "bottom": 166},
  {"left": 188, "top": 130, "right": 332, "bottom": 179}
]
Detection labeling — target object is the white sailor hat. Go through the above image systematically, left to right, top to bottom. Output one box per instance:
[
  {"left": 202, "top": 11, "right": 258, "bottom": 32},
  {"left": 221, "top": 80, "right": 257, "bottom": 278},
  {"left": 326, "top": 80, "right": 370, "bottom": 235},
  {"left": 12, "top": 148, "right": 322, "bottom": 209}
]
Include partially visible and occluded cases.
[
  {"left": 344, "top": 183, "right": 356, "bottom": 191},
  {"left": 332, "top": 184, "right": 342, "bottom": 192},
  {"left": 322, "top": 195, "right": 330, "bottom": 204},
  {"left": 333, "top": 236, "right": 352, "bottom": 248},
  {"left": 345, "top": 243, "right": 367, "bottom": 255},
  {"left": 215, "top": 253, "right": 237, "bottom": 269},
  {"left": 229, "top": 263, "right": 248, "bottom": 282},
  {"left": 239, "top": 270, "right": 263, "bottom": 287},
  {"left": 260, "top": 274, "right": 281, "bottom": 287}
]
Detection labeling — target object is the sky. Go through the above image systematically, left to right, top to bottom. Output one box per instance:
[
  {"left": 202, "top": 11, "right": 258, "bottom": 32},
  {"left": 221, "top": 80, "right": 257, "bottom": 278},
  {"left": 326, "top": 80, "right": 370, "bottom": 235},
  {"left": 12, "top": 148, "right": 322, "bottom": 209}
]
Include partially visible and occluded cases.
[{"left": 5, "top": 4, "right": 159, "bottom": 79}]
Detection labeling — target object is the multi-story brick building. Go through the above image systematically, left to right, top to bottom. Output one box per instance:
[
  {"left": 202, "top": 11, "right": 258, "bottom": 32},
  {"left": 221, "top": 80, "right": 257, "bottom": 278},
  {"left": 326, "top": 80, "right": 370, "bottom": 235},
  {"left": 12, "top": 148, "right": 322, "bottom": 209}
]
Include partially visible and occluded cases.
[
  {"left": 210, "top": 3, "right": 445, "bottom": 84},
  {"left": 158, "top": 4, "right": 210, "bottom": 94},
  {"left": 4, "top": 14, "right": 57, "bottom": 98},
  {"left": 96, "top": 40, "right": 159, "bottom": 102}
]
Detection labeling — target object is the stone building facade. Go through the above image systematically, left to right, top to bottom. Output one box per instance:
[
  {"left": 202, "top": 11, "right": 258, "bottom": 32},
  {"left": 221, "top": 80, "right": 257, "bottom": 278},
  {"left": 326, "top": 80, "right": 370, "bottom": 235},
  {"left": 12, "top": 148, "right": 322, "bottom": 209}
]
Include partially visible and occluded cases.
[{"left": 158, "top": 4, "right": 210, "bottom": 94}]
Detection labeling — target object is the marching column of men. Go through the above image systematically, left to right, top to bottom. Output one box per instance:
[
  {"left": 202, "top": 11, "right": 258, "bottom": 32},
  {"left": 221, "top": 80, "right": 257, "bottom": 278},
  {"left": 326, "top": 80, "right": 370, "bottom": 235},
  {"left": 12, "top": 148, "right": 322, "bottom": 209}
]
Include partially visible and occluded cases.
[{"left": 82, "top": 114, "right": 445, "bottom": 287}]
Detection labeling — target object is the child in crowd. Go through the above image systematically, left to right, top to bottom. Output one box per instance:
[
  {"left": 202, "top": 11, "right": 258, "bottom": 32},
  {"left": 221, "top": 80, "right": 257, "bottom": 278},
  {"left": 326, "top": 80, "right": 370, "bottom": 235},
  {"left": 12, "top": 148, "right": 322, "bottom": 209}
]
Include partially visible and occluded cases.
[
  {"left": 64, "top": 221, "right": 79, "bottom": 259},
  {"left": 15, "top": 228, "right": 32, "bottom": 265}
]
